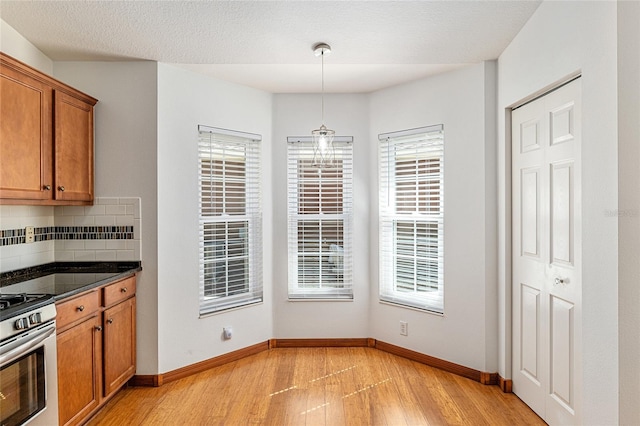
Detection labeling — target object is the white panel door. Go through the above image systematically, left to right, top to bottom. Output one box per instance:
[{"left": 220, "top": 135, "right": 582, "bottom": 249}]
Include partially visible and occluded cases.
[{"left": 512, "top": 79, "right": 582, "bottom": 425}]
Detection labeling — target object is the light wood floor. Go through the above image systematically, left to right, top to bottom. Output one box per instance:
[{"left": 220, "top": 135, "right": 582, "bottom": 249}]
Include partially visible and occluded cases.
[{"left": 88, "top": 347, "right": 544, "bottom": 425}]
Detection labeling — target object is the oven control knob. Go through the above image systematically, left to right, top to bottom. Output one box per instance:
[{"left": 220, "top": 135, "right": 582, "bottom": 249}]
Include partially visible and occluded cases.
[
  {"left": 29, "top": 312, "right": 42, "bottom": 325},
  {"left": 14, "top": 317, "right": 30, "bottom": 330}
]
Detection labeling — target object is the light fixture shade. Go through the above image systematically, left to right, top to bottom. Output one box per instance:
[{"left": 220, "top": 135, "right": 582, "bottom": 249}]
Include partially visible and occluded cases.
[{"left": 311, "top": 124, "right": 336, "bottom": 168}]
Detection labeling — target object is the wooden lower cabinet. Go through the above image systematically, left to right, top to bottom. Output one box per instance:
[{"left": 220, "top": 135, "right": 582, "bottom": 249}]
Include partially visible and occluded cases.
[
  {"left": 56, "top": 276, "right": 136, "bottom": 426},
  {"left": 103, "top": 296, "right": 136, "bottom": 397},
  {"left": 57, "top": 315, "right": 102, "bottom": 426}
]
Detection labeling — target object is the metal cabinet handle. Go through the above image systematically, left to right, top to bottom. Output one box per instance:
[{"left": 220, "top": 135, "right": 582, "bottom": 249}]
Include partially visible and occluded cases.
[
  {"left": 44, "top": 185, "right": 51, "bottom": 191},
  {"left": 58, "top": 186, "right": 65, "bottom": 192},
  {"left": 554, "top": 277, "right": 566, "bottom": 286},
  {"left": 121, "top": 287, "right": 127, "bottom": 293},
  {"left": 77, "top": 305, "right": 85, "bottom": 312},
  {"left": 107, "top": 318, "right": 114, "bottom": 324},
  {"left": 95, "top": 326, "right": 102, "bottom": 331}
]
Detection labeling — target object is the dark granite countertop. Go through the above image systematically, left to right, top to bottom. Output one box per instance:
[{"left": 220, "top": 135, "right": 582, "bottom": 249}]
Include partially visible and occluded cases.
[{"left": 0, "top": 261, "right": 142, "bottom": 300}]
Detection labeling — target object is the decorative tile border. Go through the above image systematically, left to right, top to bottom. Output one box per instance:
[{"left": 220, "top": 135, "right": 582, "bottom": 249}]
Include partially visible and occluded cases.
[
  {"left": 0, "top": 197, "right": 142, "bottom": 272},
  {"left": 0, "top": 226, "right": 134, "bottom": 246},
  {"left": 55, "top": 226, "right": 134, "bottom": 240},
  {"left": 0, "top": 228, "right": 26, "bottom": 246}
]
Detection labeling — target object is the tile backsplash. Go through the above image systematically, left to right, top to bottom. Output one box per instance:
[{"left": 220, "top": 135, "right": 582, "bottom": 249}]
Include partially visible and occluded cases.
[{"left": 0, "top": 197, "right": 142, "bottom": 272}]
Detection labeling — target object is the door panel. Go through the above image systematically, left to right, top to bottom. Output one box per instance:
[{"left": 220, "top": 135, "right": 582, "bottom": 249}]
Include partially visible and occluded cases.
[
  {"left": 512, "top": 78, "right": 581, "bottom": 425},
  {"left": 512, "top": 95, "right": 548, "bottom": 418},
  {"left": 550, "top": 102, "right": 575, "bottom": 146},
  {"left": 521, "top": 118, "right": 542, "bottom": 153},
  {"left": 550, "top": 162, "right": 574, "bottom": 266},
  {"left": 521, "top": 168, "right": 541, "bottom": 258},
  {"left": 520, "top": 283, "right": 541, "bottom": 382},
  {"left": 550, "top": 295, "right": 574, "bottom": 411}
]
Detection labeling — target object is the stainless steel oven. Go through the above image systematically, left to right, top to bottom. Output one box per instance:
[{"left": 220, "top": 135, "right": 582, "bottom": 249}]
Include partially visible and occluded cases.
[{"left": 0, "top": 296, "right": 58, "bottom": 426}]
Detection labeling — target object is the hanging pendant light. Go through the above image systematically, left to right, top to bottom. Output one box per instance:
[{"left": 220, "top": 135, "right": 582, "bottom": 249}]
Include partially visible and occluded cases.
[{"left": 311, "top": 42, "right": 336, "bottom": 168}]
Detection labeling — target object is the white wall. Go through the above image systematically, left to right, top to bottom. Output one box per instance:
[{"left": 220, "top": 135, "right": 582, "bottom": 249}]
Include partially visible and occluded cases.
[
  {"left": 617, "top": 1, "right": 640, "bottom": 424},
  {"left": 497, "top": 2, "right": 619, "bottom": 424},
  {"left": 0, "top": 19, "right": 52, "bottom": 74},
  {"left": 52, "top": 61, "right": 160, "bottom": 375},
  {"left": 483, "top": 61, "right": 498, "bottom": 372},
  {"left": 368, "top": 62, "right": 498, "bottom": 372},
  {"left": 156, "top": 64, "right": 273, "bottom": 373},
  {"left": 271, "top": 94, "right": 371, "bottom": 338}
]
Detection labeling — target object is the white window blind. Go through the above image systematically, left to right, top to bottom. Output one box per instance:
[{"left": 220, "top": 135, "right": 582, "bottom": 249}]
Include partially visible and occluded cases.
[
  {"left": 379, "top": 125, "right": 444, "bottom": 313},
  {"left": 198, "top": 126, "right": 262, "bottom": 315},
  {"left": 287, "top": 137, "right": 353, "bottom": 299}
]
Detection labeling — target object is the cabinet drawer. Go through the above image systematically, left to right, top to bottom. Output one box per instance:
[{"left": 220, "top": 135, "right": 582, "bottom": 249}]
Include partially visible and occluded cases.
[
  {"left": 103, "top": 276, "right": 136, "bottom": 307},
  {"left": 56, "top": 290, "right": 100, "bottom": 330}
]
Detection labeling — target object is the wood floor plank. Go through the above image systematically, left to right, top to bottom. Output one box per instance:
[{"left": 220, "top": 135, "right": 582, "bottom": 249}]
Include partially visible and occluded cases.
[
  {"left": 88, "top": 347, "right": 544, "bottom": 426},
  {"left": 301, "top": 347, "right": 328, "bottom": 425},
  {"left": 324, "top": 347, "right": 352, "bottom": 426},
  {"left": 264, "top": 348, "right": 299, "bottom": 425},
  {"left": 247, "top": 349, "right": 281, "bottom": 423},
  {"left": 370, "top": 349, "right": 428, "bottom": 425},
  {"left": 361, "top": 350, "right": 403, "bottom": 425},
  {"left": 433, "top": 367, "right": 491, "bottom": 425}
]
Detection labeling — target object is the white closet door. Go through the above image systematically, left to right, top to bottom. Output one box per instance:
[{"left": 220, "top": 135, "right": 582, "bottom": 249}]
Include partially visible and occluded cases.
[{"left": 512, "top": 78, "right": 582, "bottom": 425}]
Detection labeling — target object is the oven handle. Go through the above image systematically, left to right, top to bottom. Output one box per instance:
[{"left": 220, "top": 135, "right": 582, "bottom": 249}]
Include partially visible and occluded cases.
[{"left": 0, "top": 324, "right": 55, "bottom": 367}]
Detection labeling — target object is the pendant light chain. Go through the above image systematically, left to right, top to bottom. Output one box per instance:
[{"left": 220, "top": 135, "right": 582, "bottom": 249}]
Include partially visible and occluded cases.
[{"left": 321, "top": 48, "right": 325, "bottom": 126}]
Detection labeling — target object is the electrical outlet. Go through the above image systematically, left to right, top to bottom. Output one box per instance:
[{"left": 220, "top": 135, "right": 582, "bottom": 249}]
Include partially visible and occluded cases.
[
  {"left": 25, "top": 226, "right": 35, "bottom": 243},
  {"left": 400, "top": 321, "right": 408, "bottom": 336},
  {"left": 223, "top": 327, "right": 233, "bottom": 340}
]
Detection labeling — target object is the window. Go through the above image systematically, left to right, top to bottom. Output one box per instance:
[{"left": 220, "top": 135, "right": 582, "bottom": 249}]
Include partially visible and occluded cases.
[
  {"left": 198, "top": 125, "right": 262, "bottom": 315},
  {"left": 379, "top": 125, "right": 444, "bottom": 313},
  {"left": 287, "top": 137, "right": 353, "bottom": 299}
]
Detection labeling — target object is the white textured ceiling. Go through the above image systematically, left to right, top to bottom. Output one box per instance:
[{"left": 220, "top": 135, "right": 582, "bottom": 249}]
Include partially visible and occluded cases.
[{"left": 0, "top": 1, "right": 541, "bottom": 93}]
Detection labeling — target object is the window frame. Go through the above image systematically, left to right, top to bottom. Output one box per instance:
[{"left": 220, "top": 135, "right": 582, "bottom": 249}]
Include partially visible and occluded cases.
[
  {"left": 198, "top": 125, "right": 262, "bottom": 315},
  {"left": 378, "top": 125, "right": 444, "bottom": 313},
  {"left": 286, "top": 136, "right": 354, "bottom": 300}
]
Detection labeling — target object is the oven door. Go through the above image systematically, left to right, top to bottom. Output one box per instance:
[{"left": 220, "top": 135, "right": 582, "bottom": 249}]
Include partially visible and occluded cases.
[{"left": 0, "top": 321, "right": 58, "bottom": 426}]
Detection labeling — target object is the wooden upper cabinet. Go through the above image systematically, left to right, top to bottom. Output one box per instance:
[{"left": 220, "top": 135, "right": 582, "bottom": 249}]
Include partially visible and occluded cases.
[
  {"left": 0, "top": 52, "right": 97, "bottom": 205},
  {"left": 0, "top": 64, "right": 53, "bottom": 200},
  {"left": 54, "top": 91, "right": 94, "bottom": 201}
]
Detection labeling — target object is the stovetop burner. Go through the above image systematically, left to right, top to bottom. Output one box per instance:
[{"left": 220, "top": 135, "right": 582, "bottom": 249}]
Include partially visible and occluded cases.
[
  {"left": 0, "top": 293, "right": 29, "bottom": 310},
  {"left": 0, "top": 293, "right": 55, "bottom": 323}
]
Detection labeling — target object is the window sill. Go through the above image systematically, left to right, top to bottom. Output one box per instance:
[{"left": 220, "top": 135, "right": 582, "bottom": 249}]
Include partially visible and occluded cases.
[
  {"left": 287, "top": 297, "right": 354, "bottom": 302},
  {"left": 378, "top": 300, "right": 444, "bottom": 316}
]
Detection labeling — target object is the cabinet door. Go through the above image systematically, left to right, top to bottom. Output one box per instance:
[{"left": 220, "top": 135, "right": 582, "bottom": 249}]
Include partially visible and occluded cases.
[
  {"left": 0, "top": 64, "right": 53, "bottom": 200},
  {"left": 54, "top": 91, "right": 94, "bottom": 202},
  {"left": 103, "top": 296, "right": 136, "bottom": 397},
  {"left": 57, "top": 315, "right": 102, "bottom": 426}
]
